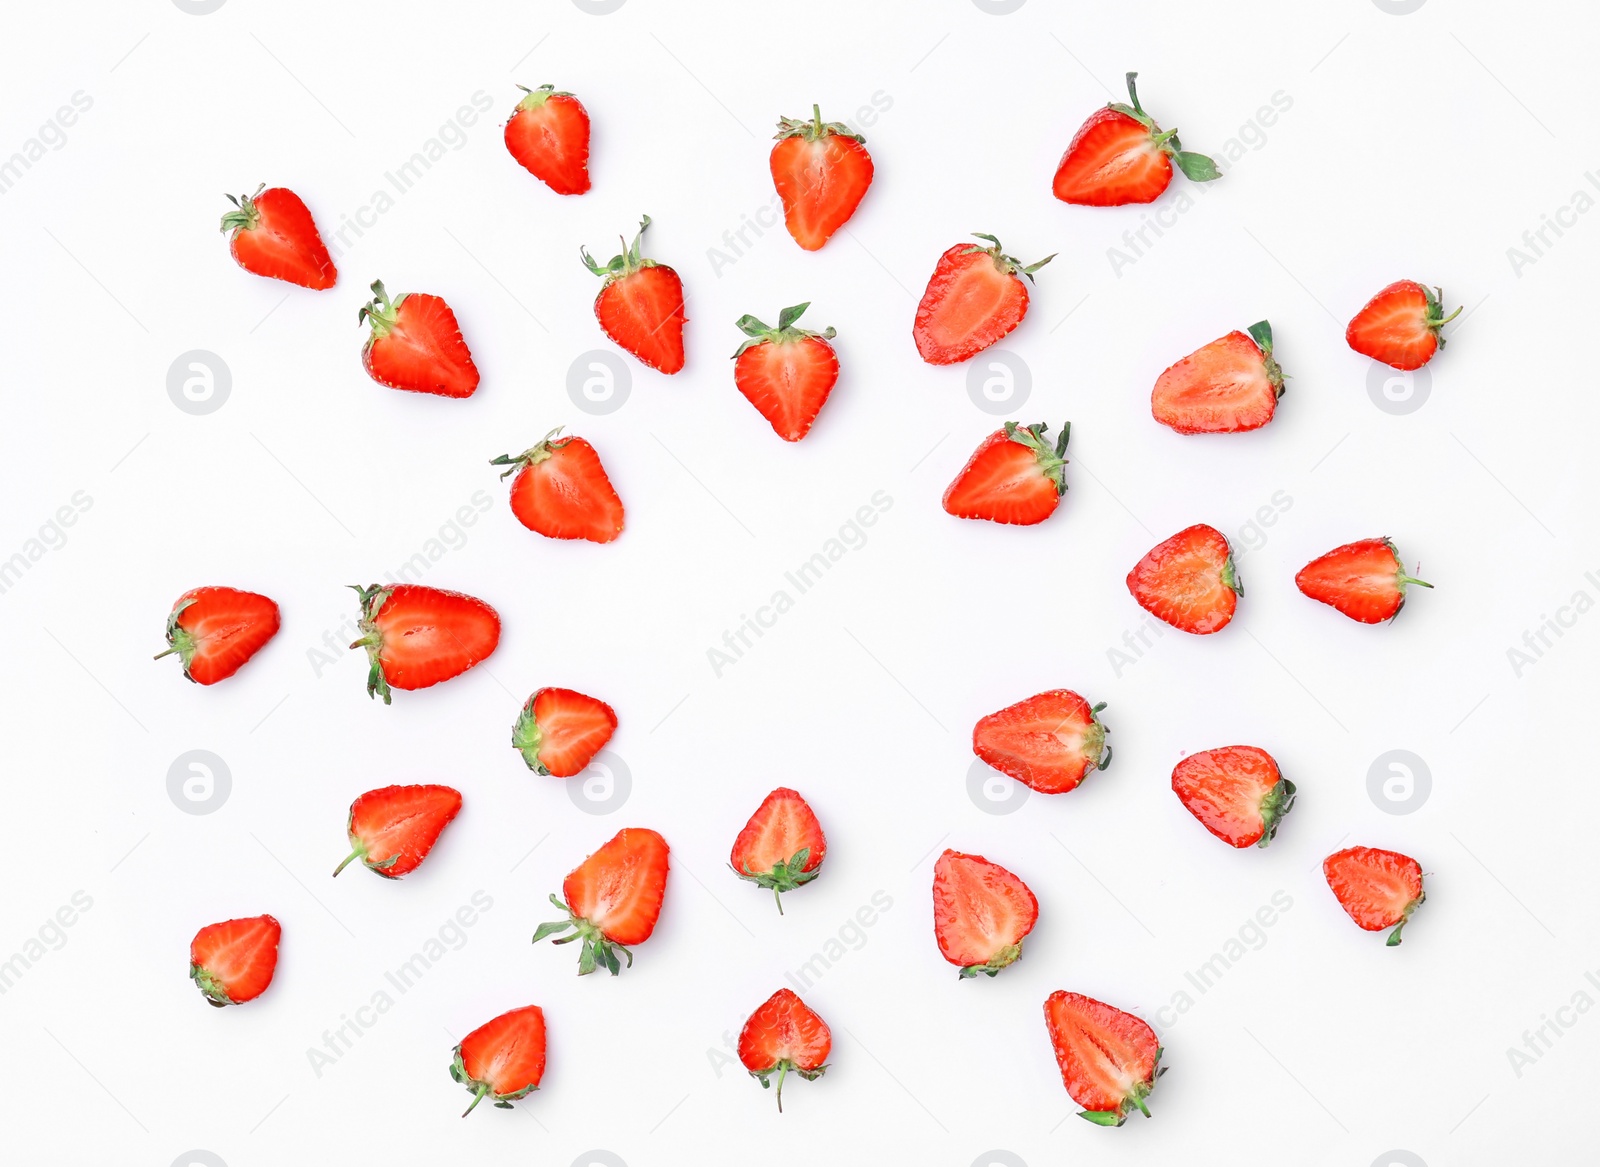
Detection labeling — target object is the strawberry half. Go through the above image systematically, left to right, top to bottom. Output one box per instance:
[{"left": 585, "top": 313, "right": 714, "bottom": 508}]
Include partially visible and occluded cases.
[
  {"left": 1052, "top": 72, "right": 1220, "bottom": 206},
  {"left": 504, "top": 84, "right": 591, "bottom": 195},
  {"left": 770, "top": 105, "right": 874, "bottom": 251},
  {"left": 220, "top": 185, "right": 336, "bottom": 290},
  {"left": 582, "top": 215, "right": 686, "bottom": 374},
  {"left": 913, "top": 234, "right": 1053, "bottom": 365},
  {"left": 358, "top": 280, "right": 479, "bottom": 399},
  {"left": 1346, "top": 281, "right": 1461, "bottom": 371},
  {"left": 732, "top": 302, "right": 840, "bottom": 441},
  {"left": 1151, "top": 321, "right": 1285, "bottom": 434},
  {"left": 943, "top": 421, "right": 1069, "bottom": 525},
  {"left": 490, "top": 429, "right": 625, "bottom": 543},
  {"left": 1126, "top": 524, "right": 1240, "bottom": 634},
  {"left": 1296, "top": 538, "right": 1432, "bottom": 624},
  {"left": 348, "top": 584, "right": 501, "bottom": 704},
  {"left": 155, "top": 586, "right": 280, "bottom": 685},
  {"left": 512, "top": 687, "right": 618, "bottom": 777},
  {"left": 973, "top": 689, "right": 1111, "bottom": 795},
  {"left": 1171, "top": 746, "right": 1296, "bottom": 849},
  {"left": 333, "top": 784, "right": 462, "bottom": 878},
  {"left": 730, "top": 787, "right": 826, "bottom": 914},
  {"left": 534, "top": 828, "right": 669, "bottom": 976},
  {"left": 1323, "top": 846, "right": 1425, "bottom": 946},
  {"left": 932, "top": 849, "right": 1039, "bottom": 979},
  {"left": 189, "top": 914, "right": 281, "bottom": 1007},
  {"left": 738, "top": 989, "right": 831, "bottom": 1112},
  {"left": 1044, "top": 991, "right": 1164, "bottom": 1126},
  {"left": 451, "top": 1004, "right": 546, "bottom": 1116}
]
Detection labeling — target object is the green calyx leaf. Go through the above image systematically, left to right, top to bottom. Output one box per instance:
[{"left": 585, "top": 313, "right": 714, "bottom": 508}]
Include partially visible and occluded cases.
[
  {"left": 1108, "top": 74, "right": 1220, "bottom": 186},
  {"left": 513, "top": 82, "right": 570, "bottom": 112},
  {"left": 773, "top": 104, "right": 864, "bottom": 144},
  {"left": 1173, "top": 151, "right": 1221, "bottom": 182},
  {"left": 219, "top": 183, "right": 265, "bottom": 234},
  {"left": 581, "top": 215, "right": 657, "bottom": 285},
  {"left": 964, "top": 234, "right": 1055, "bottom": 283},
  {"left": 357, "top": 278, "right": 411, "bottom": 337},
  {"left": 1422, "top": 285, "right": 1464, "bottom": 348},
  {"left": 731, "top": 301, "right": 837, "bottom": 358},
  {"left": 1246, "top": 320, "right": 1287, "bottom": 397},
  {"left": 1001, "top": 421, "right": 1071, "bottom": 496},
  {"left": 489, "top": 427, "right": 567, "bottom": 481},
  {"left": 1383, "top": 537, "right": 1434, "bottom": 621},
  {"left": 1220, "top": 546, "right": 1243, "bottom": 599},
  {"left": 346, "top": 584, "right": 395, "bottom": 704},
  {"left": 153, "top": 596, "right": 200, "bottom": 675},
  {"left": 510, "top": 697, "right": 549, "bottom": 774},
  {"left": 1088, "top": 700, "right": 1112, "bottom": 771},
  {"left": 1255, "top": 777, "right": 1297, "bottom": 848},
  {"left": 733, "top": 847, "right": 822, "bottom": 914},
  {"left": 1386, "top": 892, "right": 1425, "bottom": 946},
  {"left": 532, "top": 894, "right": 633, "bottom": 975},
  {"left": 958, "top": 941, "right": 1025, "bottom": 979},
  {"left": 190, "top": 963, "right": 235, "bottom": 1008},
  {"left": 1079, "top": 1046, "right": 1161, "bottom": 1124},
  {"left": 453, "top": 1047, "right": 539, "bottom": 1118},
  {"left": 752, "top": 1058, "right": 827, "bottom": 1112},
  {"left": 1078, "top": 1108, "right": 1125, "bottom": 1127}
]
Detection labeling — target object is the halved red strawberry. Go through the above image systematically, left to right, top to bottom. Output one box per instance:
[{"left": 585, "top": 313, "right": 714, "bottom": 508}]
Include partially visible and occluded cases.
[
  {"left": 1052, "top": 72, "right": 1219, "bottom": 206},
  {"left": 504, "top": 84, "right": 591, "bottom": 195},
  {"left": 770, "top": 106, "right": 874, "bottom": 251},
  {"left": 220, "top": 185, "right": 336, "bottom": 290},
  {"left": 582, "top": 215, "right": 686, "bottom": 373},
  {"left": 913, "top": 234, "right": 1053, "bottom": 365},
  {"left": 359, "top": 280, "right": 479, "bottom": 398},
  {"left": 1346, "top": 281, "right": 1461, "bottom": 371},
  {"left": 732, "top": 302, "right": 839, "bottom": 441},
  {"left": 1151, "top": 322, "right": 1285, "bottom": 434},
  {"left": 943, "top": 421, "right": 1069, "bottom": 525},
  {"left": 490, "top": 429, "right": 624, "bottom": 543},
  {"left": 1126, "top": 524, "right": 1239, "bottom": 634},
  {"left": 1296, "top": 538, "right": 1431, "bottom": 624},
  {"left": 348, "top": 584, "right": 501, "bottom": 704},
  {"left": 155, "top": 586, "right": 280, "bottom": 685},
  {"left": 512, "top": 687, "right": 618, "bottom": 777},
  {"left": 973, "top": 689, "right": 1110, "bottom": 795},
  {"left": 1171, "top": 746, "right": 1295, "bottom": 849},
  {"left": 333, "top": 784, "right": 463, "bottom": 878},
  {"left": 730, "top": 787, "right": 826, "bottom": 914},
  {"left": 534, "top": 828, "right": 669, "bottom": 975},
  {"left": 1323, "top": 846, "right": 1425, "bottom": 946},
  {"left": 932, "top": 850, "right": 1038, "bottom": 978},
  {"left": 189, "top": 914, "right": 281, "bottom": 1007},
  {"left": 738, "top": 989, "right": 831, "bottom": 1112},
  {"left": 1044, "top": 991, "right": 1163, "bottom": 1125},
  {"left": 451, "top": 1004, "right": 546, "bottom": 1117}
]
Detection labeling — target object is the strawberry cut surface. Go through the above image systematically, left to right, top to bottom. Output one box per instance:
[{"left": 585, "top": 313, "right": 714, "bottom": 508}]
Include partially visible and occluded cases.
[
  {"left": 1052, "top": 73, "right": 1220, "bottom": 206},
  {"left": 505, "top": 84, "right": 591, "bottom": 195},
  {"left": 770, "top": 106, "right": 874, "bottom": 250},
  {"left": 220, "top": 185, "right": 335, "bottom": 290},
  {"left": 582, "top": 216, "right": 686, "bottom": 373},
  {"left": 914, "top": 234, "right": 1052, "bottom": 365},
  {"left": 359, "top": 280, "right": 479, "bottom": 398},
  {"left": 1346, "top": 280, "right": 1460, "bottom": 371},
  {"left": 731, "top": 302, "right": 839, "bottom": 441},
  {"left": 1151, "top": 321, "right": 1284, "bottom": 434},
  {"left": 943, "top": 421, "right": 1070, "bottom": 525},
  {"left": 491, "top": 430, "right": 625, "bottom": 543},
  {"left": 1126, "top": 524, "right": 1240, "bottom": 634},
  {"left": 1296, "top": 537, "right": 1431, "bottom": 624},
  {"left": 349, "top": 584, "right": 501, "bottom": 703},
  {"left": 156, "top": 586, "right": 280, "bottom": 685},
  {"left": 512, "top": 687, "right": 618, "bottom": 777},
  {"left": 973, "top": 689, "right": 1110, "bottom": 794},
  {"left": 1171, "top": 746, "right": 1295, "bottom": 848},
  {"left": 334, "top": 784, "right": 463, "bottom": 878},
  {"left": 730, "top": 787, "right": 826, "bottom": 914},
  {"left": 534, "top": 828, "right": 669, "bottom": 975},
  {"left": 1324, "top": 846, "right": 1425, "bottom": 945},
  {"left": 933, "top": 850, "right": 1039, "bottom": 977},
  {"left": 189, "top": 914, "right": 281, "bottom": 1007},
  {"left": 738, "top": 989, "right": 831, "bottom": 1111},
  {"left": 1044, "top": 990, "right": 1163, "bottom": 1125},
  {"left": 452, "top": 1004, "right": 547, "bottom": 1116}
]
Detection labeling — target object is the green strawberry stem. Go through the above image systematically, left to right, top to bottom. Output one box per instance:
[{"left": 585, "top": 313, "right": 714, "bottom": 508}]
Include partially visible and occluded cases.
[
  {"left": 332, "top": 843, "right": 367, "bottom": 877},
  {"left": 462, "top": 1083, "right": 490, "bottom": 1118}
]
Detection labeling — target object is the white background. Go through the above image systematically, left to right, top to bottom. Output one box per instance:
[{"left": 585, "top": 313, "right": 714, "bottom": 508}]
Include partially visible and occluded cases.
[{"left": 1, "top": 1, "right": 1595, "bottom": 1164}]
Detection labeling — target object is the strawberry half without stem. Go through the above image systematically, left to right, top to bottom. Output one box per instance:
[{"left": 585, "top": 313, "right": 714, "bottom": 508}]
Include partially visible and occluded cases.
[
  {"left": 1052, "top": 72, "right": 1220, "bottom": 206},
  {"left": 504, "top": 84, "right": 591, "bottom": 195},
  {"left": 770, "top": 105, "right": 874, "bottom": 251},
  {"left": 220, "top": 185, "right": 336, "bottom": 289},
  {"left": 582, "top": 215, "right": 686, "bottom": 373},
  {"left": 913, "top": 234, "right": 1053, "bottom": 365},
  {"left": 358, "top": 280, "right": 479, "bottom": 398},
  {"left": 1346, "top": 281, "right": 1461, "bottom": 371},
  {"left": 732, "top": 302, "right": 840, "bottom": 441},
  {"left": 1152, "top": 321, "right": 1285, "bottom": 434},
  {"left": 943, "top": 421, "right": 1069, "bottom": 525},
  {"left": 490, "top": 429, "right": 625, "bottom": 543},
  {"left": 1127, "top": 524, "right": 1240, "bottom": 634},
  {"left": 1296, "top": 538, "right": 1432, "bottom": 624},
  {"left": 348, "top": 584, "right": 501, "bottom": 704},
  {"left": 155, "top": 586, "right": 280, "bottom": 685},
  {"left": 512, "top": 687, "right": 618, "bottom": 777},
  {"left": 973, "top": 689, "right": 1111, "bottom": 795},
  {"left": 1171, "top": 746, "right": 1296, "bottom": 849},
  {"left": 333, "top": 785, "right": 463, "bottom": 878},
  {"left": 730, "top": 787, "right": 826, "bottom": 915},
  {"left": 533, "top": 828, "right": 669, "bottom": 976},
  {"left": 1323, "top": 846, "right": 1425, "bottom": 946},
  {"left": 933, "top": 850, "right": 1039, "bottom": 979},
  {"left": 189, "top": 914, "right": 281, "bottom": 1007},
  {"left": 738, "top": 989, "right": 831, "bottom": 1112},
  {"left": 1044, "top": 991, "right": 1164, "bottom": 1126},
  {"left": 451, "top": 1004, "right": 547, "bottom": 1117}
]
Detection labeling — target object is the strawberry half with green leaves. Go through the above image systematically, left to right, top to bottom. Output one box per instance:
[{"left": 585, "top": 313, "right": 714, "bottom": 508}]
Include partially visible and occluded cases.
[
  {"left": 1052, "top": 72, "right": 1219, "bottom": 206},
  {"left": 504, "top": 84, "right": 591, "bottom": 195},
  {"left": 770, "top": 105, "right": 874, "bottom": 251},
  {"left": 220, "top": 185, "right": 336, "bottom": 289},
  {"left": 582, "top": 215, "right": 686, "bottom": 373},
  {"left": 913, "top": 234, "right": 1053, "bottom": 365},
  {"left": 358, "top": 280, "right": 479, "bottom": 398},
  {"left": 1346, "top": 281, "right": 1461, "bottom": 371},
  {"left": 732, "top": 302, "right": 839, "bottom": 441},
  {"left": 1152, "top": 321, "right": 1285, "bottom": 434},
  {"left": 943, "top": 421, "right": 1070, "bottom": 525},
  {"left": 490, "top": 429, "right": 625, "bottom": 543},
  {"left": 1127, "top": 524, "right": 1240, "bottom": 634},
  {"left": 1296, "top": 538, "right": 1431, "bottom": 624},
  {"left": 348, "top": 584, "right": 501, "bottom": 704},
  {"left": 155, "top": 586, "right": 280, "bottom": 685},
  {"left": 512, "top": 687, "right": 618, "bottom": 777},
  {"left": 973, "top": 689, "right": 1111, "bottom": 794},
  {"left": 1171, "top": 746, "right": 1295, "bottom": 849},
  {"left": 333, "top": 785, "right": 462, "bottom": 878},
  {"left": 730, "top": 787, "right": 826, "bottom": 914},
  {"left": 534, "top": 828, "right": 669, "bottom": 976},
  {"left": 1324, "top": 846, "right": 1425, "bottom": 946},
  {"left": 933, "top": 850, "right": 1038, "bottom": 978},
  {"left": 189, "top": 914, "right": 281, "bottom": 1007},
  {"left": 739, "top": 989, "right": 831, "bottom": 1112},
  {"left": 1044, "top": 991, "right": 1164, "bottom": 1126},
  {"left": 451, "top": 1004, "right": 546, "bottom": 1116}
]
